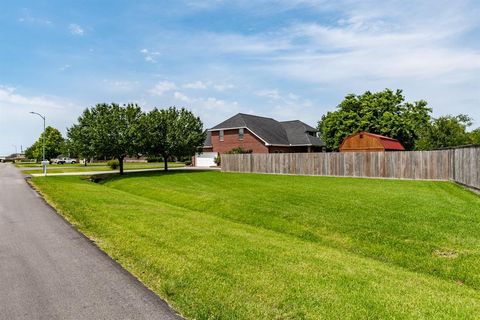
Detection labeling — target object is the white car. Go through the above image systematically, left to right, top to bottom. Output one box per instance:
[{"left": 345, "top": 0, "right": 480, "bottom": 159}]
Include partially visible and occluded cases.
[
  {"left": 52, "top": 157, "right": 77, "bottom": 164},
  {"left": 64, "top": 158, "right": 77, "bottom": 164}
]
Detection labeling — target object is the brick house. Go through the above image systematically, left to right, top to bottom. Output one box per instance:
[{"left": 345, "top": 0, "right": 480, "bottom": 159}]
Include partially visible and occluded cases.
[{"left": 194, "top": 113, "right": 325, "bottom": 166}]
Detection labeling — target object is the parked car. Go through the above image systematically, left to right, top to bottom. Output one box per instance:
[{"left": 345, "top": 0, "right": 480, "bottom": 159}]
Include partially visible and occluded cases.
[{"left": 51, "top": 157, "right": 77, "bottom": 164}]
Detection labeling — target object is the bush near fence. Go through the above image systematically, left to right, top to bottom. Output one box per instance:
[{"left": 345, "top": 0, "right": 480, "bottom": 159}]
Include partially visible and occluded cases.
[{"left": 221, "top": 146, "right": 480, "bottom": 190}]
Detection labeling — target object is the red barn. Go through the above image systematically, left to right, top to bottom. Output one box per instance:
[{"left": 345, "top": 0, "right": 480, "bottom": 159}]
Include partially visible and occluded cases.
[{"left": 339, "top": 132, "right": 405, "bottom": 152}]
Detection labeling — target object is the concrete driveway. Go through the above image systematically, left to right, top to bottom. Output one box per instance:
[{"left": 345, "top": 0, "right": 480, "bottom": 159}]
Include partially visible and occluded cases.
[{"left": 0, "top": 163, "right": 182, "bottom": 320}]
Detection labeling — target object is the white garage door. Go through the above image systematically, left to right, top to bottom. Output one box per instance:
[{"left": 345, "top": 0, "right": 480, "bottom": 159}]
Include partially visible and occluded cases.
[{"left": 195, "top": 152, "right": 217, "bottom": 167}]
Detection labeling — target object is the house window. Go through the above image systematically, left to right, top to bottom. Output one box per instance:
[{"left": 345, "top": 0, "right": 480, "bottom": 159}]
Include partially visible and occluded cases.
[
  {"left": 239, "top": 128, "right": 244, "bottom": 140},
  {"left": 219, "top": 130, "right": 224, "bottom": 141}
]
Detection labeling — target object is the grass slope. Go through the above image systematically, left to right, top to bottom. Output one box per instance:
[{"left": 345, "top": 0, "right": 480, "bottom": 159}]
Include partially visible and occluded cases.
[{"left": 31, "top": 171, "right": 480, "bottom": 319}]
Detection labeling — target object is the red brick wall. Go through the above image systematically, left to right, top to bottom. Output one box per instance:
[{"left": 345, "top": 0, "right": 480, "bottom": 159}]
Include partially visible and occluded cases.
[{"left": 211, "top": 129, "right": 268, "bottom": 153}]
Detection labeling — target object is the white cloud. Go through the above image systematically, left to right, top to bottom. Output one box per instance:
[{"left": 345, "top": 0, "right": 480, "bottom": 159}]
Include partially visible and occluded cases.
[
  {"left": 18, "top": 10, "right": 52, "bottom": 26},
  {"left": 69, "top": 23, "right": 84, "bottom": 36},
  {"left": 140, "top": 48, "right": 161, "bottom": 63},
  {"left": 59, "top": 64, "right": 71, "bottom": 71},
  {"left": 102, "top": 79, "right": 140, "bottom": 92},
  {"left": 182, "top": 80, "right": 235, "bottom": 91},
  {"left": 149, "top": 81, "right": 177, "bottom": 96},
  {"left": 183, "top": 81, "right": 208, "bottom": 89},
  {"left": 213, "top": 83, "right": 235, "bottom": 91},
  {"left": 0, "top": 86, "right": 65, "bottom": 109},
  {"left": 0, "top": 86, "right": 81, "bottom": 155},
  {"left": 255, "top": 88, "right": 318, "bottom": 123},
  {"left": 256, "top": 89, "right": 282, "bottom": 100},
  {"left": 173, "top": 91, "right": 191, "bottom": 102},
  {"left": 191, "top": 97, "right": 246, "bottom": 128}
]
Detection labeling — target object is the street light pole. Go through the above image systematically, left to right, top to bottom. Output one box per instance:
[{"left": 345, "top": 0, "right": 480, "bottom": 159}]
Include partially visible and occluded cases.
[{"left": 30, "top": 112, "right": 47, "bottom": 176}]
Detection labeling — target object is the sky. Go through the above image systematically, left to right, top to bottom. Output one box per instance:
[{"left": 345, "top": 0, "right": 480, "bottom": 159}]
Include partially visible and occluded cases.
[{"left": 1, "top": 0, "right": 479, "bottom": 155}]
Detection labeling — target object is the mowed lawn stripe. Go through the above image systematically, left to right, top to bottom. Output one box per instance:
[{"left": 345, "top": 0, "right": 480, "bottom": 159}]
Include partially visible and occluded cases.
[
  {"left": 104, "top": 171, "right": 480, "bottom": 290},
  {"left": 32, "top": 174, "right": 480, "bottom": 319}
]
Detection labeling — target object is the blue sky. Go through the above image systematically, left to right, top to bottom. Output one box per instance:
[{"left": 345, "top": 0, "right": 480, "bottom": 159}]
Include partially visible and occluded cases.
[{"left": 1, "top": 0, "right": 479, "bottom": 155}]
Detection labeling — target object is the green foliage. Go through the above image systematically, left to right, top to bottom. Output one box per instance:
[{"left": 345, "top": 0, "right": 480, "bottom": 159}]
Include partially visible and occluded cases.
[
  {"left": 318, "top": 89, "right": 431, "bottom": 150},
  {"left": 68, "top": 103, "right": 144, "bottom": 173},
  {"left": 140, "top": 107, "right": 204, "bottom": 170},
  {"left": 416, "top": 115, "right": 473, "bottom": 150},
  {"left": 25, "top": 126, "right": 65, "bottom": 161},
  {"left": 469, "top": 128, "right": 480, "bottom": 145},
  {"left": 214, "top": 147, "right": 253, "bottom": 166},
  {"left": 226, "top": 147, "right": 253, "bottom": 154},
  {"left": 214, "top": 155, "right": 221, "bottom": 166},
  {"left": 146, "top": 156, "right": 164, "bottom": 163},
  {"left": 107, "top": 159, "right": 119, "bottom": 170},
  {"left": 184, "top": 160, "right": 192, "bottom": 166},
  {"left": 32, "top": 173, "right": 480, "bottom": 319}
]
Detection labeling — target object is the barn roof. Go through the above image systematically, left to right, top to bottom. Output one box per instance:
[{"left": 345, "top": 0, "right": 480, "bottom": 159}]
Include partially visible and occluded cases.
[
  {"left": 208, "top": 113, "right": 325, "bottom": 147},
  {"left": 341, "top": 132, "right": 405, "bottom": 151}
]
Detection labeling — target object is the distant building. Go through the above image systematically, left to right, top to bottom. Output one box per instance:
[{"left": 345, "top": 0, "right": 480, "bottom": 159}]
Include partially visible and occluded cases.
[
  {"left": 339, "top": 132, "right": 405, "bottom": 152},
  {"left": 5, "top": 153, "right": 26, "bottom": 161}
]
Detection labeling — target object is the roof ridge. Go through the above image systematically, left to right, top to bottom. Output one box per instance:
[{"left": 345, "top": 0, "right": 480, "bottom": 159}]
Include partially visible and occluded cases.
[
  {"left": 237, "top": 113, "right": 276, "bottom": 121},
  {"left": 360, "top": 132, "right": 398, "bottom": 141}
]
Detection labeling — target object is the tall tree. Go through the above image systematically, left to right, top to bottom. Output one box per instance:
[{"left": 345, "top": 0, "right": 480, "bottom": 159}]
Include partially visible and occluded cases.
[
  {"left": 318, "top": 89, "right": 432, "bottom": 151},
  {"left": 68, "top": 103, "right": 143, "bottom": 174},
  {"left": 141, "top": 107, "right": 204, "bottom": 171},
  {"left": 416, "top": 115, "right": 473, "bottom": 150},
  {"left": 25, "top": 126, "right": 65, "bottom": 161},
  {"left": 469, "top": 128, "right": 480, "bottom": 145}
]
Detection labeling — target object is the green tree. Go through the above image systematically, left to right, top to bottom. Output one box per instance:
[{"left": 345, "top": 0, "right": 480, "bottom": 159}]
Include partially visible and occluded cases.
[
  {"left": 318, "top": 89, "right": 432, "bottom": 151},
  {"left": 68, "top": 103, "right": 143, "bottom": 174},
  {"left": 141, "top": 107, "right": 204, "bottom": 171},
  {"left": 416, "top": 115, "right": 473, "bottom": 150},
  {"left": 67, "top": 121, "right": 97, "bottom": 166},
  {"left": 25, "top": 126, "right": 65, "bottom": 161},
  {"left": 469, "top": 128, "right": 480, "bottom": 145}
]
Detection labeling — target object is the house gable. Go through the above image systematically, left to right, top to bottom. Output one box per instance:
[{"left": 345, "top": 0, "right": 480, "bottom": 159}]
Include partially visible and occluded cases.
[{"left": 211, "top": 128, "right": 268, "bottom": 153}]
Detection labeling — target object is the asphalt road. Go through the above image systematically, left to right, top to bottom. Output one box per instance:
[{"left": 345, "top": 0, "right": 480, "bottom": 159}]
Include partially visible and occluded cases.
[{"left": 0, "top": 163, "right": 182, "bottom": 320}]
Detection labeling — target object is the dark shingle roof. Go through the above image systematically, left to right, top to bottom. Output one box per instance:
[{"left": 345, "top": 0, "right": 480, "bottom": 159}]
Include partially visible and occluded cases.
[
  {"left": 208, "top": 113, "right": 325, "bottom": 147},
  {"left": 280, "top": 120, "right": 324, "bottom": 146}
]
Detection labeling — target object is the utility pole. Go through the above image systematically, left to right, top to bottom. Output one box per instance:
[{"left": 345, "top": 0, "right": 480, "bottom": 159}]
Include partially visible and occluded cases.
[{"left": 30, "top": 112, "right": 47, "bottom": 176}]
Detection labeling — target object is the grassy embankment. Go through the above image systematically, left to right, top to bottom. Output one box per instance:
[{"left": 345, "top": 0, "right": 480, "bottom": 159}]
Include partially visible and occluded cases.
[
  {"left": 20, "top": 162, "right": 184, "bottom": 174},
  {"left": 31, "top": 171, "right": 480, "bottom": 319}
]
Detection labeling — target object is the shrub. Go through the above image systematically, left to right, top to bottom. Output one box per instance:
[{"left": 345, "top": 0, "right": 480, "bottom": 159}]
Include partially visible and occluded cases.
[
  {"left": 226, "top": 147, "right": 253, "bottom": 154},
  {"left": 214, "top": 155, "right": 221, "bottom": 166},
  {"left": 147, "top": 156, "right": 164, "bottom": 163},
  {"left": 178, "top": 156, "right": 192, "bottom": 162},
  {"left": 107, "top": 159, "right": 119, "bottom": 170},
  {"left": 184, "top": 160, "right": 192, "bottom": 166}
]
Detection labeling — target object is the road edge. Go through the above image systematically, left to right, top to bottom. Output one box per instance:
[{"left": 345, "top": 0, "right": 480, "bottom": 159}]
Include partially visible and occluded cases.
[{"left": 25, "top": 175, "right": 185, "bottom": 320}]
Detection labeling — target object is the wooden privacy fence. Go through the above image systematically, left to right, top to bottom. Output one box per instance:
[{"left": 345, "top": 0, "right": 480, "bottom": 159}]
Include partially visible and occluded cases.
[{"left": 221, "top": 146, "right": 480, "bottom": 189}]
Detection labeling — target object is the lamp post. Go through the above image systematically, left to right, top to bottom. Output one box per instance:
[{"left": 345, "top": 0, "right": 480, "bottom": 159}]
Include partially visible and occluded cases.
[{"left": 30, "top": 112, "right": 47, "bottom": 176}]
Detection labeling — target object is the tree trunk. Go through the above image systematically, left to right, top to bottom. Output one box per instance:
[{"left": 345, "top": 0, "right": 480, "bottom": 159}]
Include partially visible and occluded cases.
[
  {"left": 163, "top": 155, "right": 168, "bottom": 171},
  {"left": 119, "top": 156, "right": 124, "bottom": 174}
]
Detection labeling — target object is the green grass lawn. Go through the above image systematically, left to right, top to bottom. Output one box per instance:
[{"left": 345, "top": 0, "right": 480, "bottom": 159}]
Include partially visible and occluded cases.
[
  {"left": 15, "top": 162, "right": 99, "bottom": 167},
  {"left": 21, "top": 162, "right": 184, "bottom": 174},
  {"left": 31, "top": 171, "right": 480, "bottom": 319}
]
